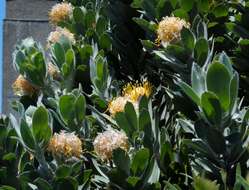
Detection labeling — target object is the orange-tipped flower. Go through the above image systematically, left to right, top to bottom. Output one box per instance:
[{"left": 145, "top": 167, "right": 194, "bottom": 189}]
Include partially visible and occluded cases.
[
  {"left": 49, "top": 2, "right": 73, "bottom": 25},
  {"left": 157, "top": 16, "right": 190, "bottom": 46},
  {"left": 12, "top": 75, "right": 37, "bottom": 96},
  {"left": 107, "top": 81, "right": 152, "bottom": 116},
  {"left": 93, "top": 130, "right": 129, "bottom": 161},
  {"left": 48, "top": 131, "right": 83, "bottom": 159}
]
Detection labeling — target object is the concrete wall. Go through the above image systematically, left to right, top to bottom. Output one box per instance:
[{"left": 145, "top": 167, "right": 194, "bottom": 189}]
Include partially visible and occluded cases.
[{"left": 3, "top": 0, "right": 56, "bottom": 113}]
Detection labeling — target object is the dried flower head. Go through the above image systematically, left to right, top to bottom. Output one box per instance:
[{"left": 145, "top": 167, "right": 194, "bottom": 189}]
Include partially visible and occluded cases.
[
  {"left": 49, "top": 2, "right": 73, "bottom": 25},
  {"left": 157, "top": 16, "right": 190, "bottom": 46},
  {"left": 47, "top": 27, "right": 75, "bottom": 46},
  {"left": 48, "top": 63, "right": 61, "bottom": 80},
  {"left": 12, "top": 75, "right": 37, "bottom": 96},
  {"left": 123, "top": 81, "right": 153, "bottom": 102},
  {"left": 93, "top": 130, "right": 129, "bottom": 161},
  {"left": 48, "top": 131, "right": 82, "bottom": 159}
]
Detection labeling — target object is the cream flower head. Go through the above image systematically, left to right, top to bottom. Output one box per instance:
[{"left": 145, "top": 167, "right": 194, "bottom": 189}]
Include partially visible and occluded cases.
[
  {"left": 49, "top": 2, "right": 73, "bottom": 25},
  {"left": 157, "top": 16, "right": 190, "bottom": 46},
  {"left": 47, "top": 27, "right": 75, "bottom": 46},
  {"left": 12, "top": 75, "right": 37, "bottom": 96},
  {"left": 108, "top": 96, "right": 130, "bottom": 116},
  {"left": 93, "top": 130, "right": 129, "bottom": 161},
  {"left": 48, "top": 131, "right": 83, "bottom": 159}
]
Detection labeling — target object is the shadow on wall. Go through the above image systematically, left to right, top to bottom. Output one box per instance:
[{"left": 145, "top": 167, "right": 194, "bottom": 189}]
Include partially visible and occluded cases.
[{"left": 0, "top": 0, "right": 6, "bottom": 112}]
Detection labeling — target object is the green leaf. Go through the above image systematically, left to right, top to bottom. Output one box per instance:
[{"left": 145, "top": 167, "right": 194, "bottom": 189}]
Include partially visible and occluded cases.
[
  {"left": 169, "top": 0, "right": 178, "bottom": 8},
  {"left": 180, "top": 0, "right": 195, "bottom": 12},
  {"left": 197, "top": 0, "right": 209, "bottom": 12},
  {"left": 213, "top": 5, "right": 228, "bottom": 18},
  {"left": 73, "top": 7, "right": 84, "bottom": 23},
  {"left": 172, "top": 9, "right": 188, "bottom": 19},
  {"left": 84, "top": 10, "right": 95, "bottom": 29},
  {"left": 96, "top": 16, "right": 108, "bottom": 35},
  {"left": 133, "top": 18, "right": 157, "bottom": 33},
  {"left": 181, "top": 27, "right": 195, "bottom": 52},
  {"left": 99, "top": 33, "right": 111, "bottom": 50},
  {"left": 194, "top": 38, "right": 209, "bottom": 66},
  {"left": 141, "top": 40, "right": 157, "bottom": 51},
  {"left": 52, "top": 43, "right": 65, "bottom": 68},
  {"left": 65, "top": 49, "right": 75, "bottom": 68},
  {"left": 14, "top": 50, "right": 25, "bottom": 71},
  {"left": 32, "top": 52, "right": 46, "bottom": 80},
  {"left": 218, "top": 52, "right": 233, "bottom": 76},
  {"left": 206, "top": 62, "right": 231, "bottom": 111},
  {"left": 191, "top": 63, "right": 205, "bottom": 96},
  {"left": 229, "top": 72, "right": 239, "bottom": 113},
  {"left": 178, "top": 81, "right": 201, "bottom": 106},
  {"left": 201, "top": 92, "right": 222, "bottom": 125},
  {"left": 59, "top": 94, "right": 76, "bottom": 125},
  {"left": 75, "top": 95, "right": 86, "bottom": 123},
  {"left": 124, "top": 102, "right": 138, "bottom": 131},
  {"left": 32, "top": 106, "right": 51, "bottom": 146},
  {"left": 115, "top": 112, "right": 133, "bottom": 139},
  {"left": 20, "top": 119, "right": 35, "bottom": 150},
  {"left": 206, "top": 127, "right": 226, "bottom": 154},
  {"left": 113, "top": 148, "right": 130, "bottom": 176},
  {"left": 131, "top": 148, "right": 150, "bottom": 175},
  {"left": 2, "top": 153, "right": 16, "bottom": 161},
  {"left": 147, "top": 159, "right": 160, "bottom": 184},
  {"left": 56, "top": 165, "right": 72, "bottom": 178},
  {"left": 83, "top": 169, "right": 92, "bottom": 185},
  {"left": 235, "top": 174, "right": 249, "bottom": 189},
  {"left": 126, "top": 176, "right": 140, "bottom": 187},
  {"left": 54, "top": 177, "right": 78, "bottom": 190},
  {"left": 193, "top": 177, "right": 219, "bottom": 190},
  {"left": 34, "top": 178, "right": 52, "bottom": 190},
  {"left": 164, "top": 182, "right": 180, "bottom": 190},
  {"left": 0, "top": 186, "right": 16, "bottom": 190}
]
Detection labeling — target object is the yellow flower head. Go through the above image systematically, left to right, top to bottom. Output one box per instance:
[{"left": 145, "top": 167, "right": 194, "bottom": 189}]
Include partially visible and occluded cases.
[
  {"left": 49, "top": 2, "right": 73, "bottom": 25},
  {"left": 157, "top": 16, "right": 190, "bottom": 46},
  {"left": 47, "top": 27, "right": 75, "bottom": 46},
  {"left": 12, "top": 75, "right": 37, "bottom": 96},
  {"left": 122, "top": 81, "right": 153, "bottom": 102},
  {"left": 93, "top": 130, "right": 129, "bottom": 161},
  {"left": 48, "top": 131, "right": 83, "bottom": 159}
]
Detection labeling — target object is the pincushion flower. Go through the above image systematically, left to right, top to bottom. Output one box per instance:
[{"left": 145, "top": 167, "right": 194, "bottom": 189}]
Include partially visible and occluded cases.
[
  {"left": 49, "top": 2, "right": 73, "bottom": 25},
  {"left": 157, "top": 16, "right": 190, "bottom": 46},
  {"left": 47, "top": 27, "right": 75, "bottom": 46},
  {"left": 12, "top": 75, "right": 37, "bottom": 96},
  {"left": 108, "top": 81, "right": 152, "bottom": 116},
  {"left": 123, "top": 81, "right": 153, "bottom": 102},
  {"left": 108, "top": 96, "right": 130, "bottom": 116},
  {"left": 108, "top": 96, "right": 139, "bottom": 116},
  {"left": 93, "top": 130, "right": 129, "bottom": 161},
  {"left": 48, "top": 131, "right": 82, "bottom": 159}
]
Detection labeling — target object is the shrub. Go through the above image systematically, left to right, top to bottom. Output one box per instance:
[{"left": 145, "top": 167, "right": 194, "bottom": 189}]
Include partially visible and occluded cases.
[{"left": 1, "top": 0, "right": 249, "bottom": 189}]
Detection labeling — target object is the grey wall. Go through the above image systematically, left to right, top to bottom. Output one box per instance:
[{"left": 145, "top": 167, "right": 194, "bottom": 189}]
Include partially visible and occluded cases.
[{"left": 3, "top": 0, "right": 56, "bottom": 113}]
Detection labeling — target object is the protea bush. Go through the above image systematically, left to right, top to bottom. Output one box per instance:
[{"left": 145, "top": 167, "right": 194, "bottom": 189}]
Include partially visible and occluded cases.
[{"left": 1, "top": 0, "right": 249, "bottom": 189}]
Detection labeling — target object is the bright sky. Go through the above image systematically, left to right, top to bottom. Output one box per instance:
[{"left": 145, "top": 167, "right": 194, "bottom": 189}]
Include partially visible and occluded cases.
[{"left": 0, "top": 1, "right": 5, "bottom": 112}]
